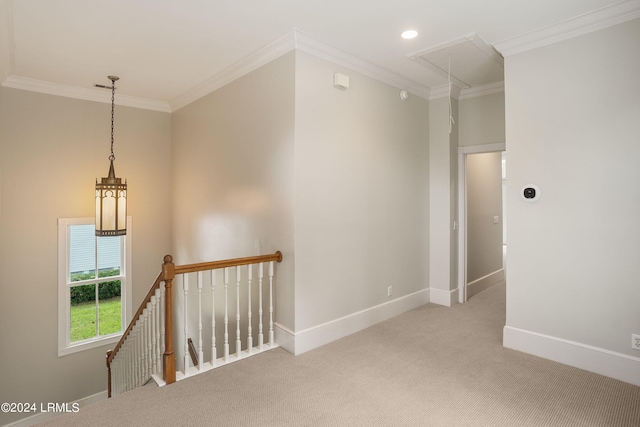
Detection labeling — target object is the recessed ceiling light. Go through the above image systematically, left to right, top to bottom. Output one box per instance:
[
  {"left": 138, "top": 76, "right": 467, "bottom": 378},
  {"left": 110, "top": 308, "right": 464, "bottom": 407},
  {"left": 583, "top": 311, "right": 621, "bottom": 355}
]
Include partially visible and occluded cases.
[{"left": 401, "top": 30, "right": 418, "bottom": 40}]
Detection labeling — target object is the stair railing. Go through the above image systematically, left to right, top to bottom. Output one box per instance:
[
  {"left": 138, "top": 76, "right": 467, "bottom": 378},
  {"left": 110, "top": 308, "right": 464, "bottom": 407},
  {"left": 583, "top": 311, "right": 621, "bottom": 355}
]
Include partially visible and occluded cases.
[{"left": 106, "top": 251, "right": 282, "bottom": 397}]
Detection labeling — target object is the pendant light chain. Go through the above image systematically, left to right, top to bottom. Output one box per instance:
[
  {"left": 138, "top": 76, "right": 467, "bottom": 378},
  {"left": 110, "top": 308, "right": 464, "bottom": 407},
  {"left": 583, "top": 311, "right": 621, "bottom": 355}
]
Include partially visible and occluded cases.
[{"left": 109, "top": 76, "right": 118, "bottom": 162}]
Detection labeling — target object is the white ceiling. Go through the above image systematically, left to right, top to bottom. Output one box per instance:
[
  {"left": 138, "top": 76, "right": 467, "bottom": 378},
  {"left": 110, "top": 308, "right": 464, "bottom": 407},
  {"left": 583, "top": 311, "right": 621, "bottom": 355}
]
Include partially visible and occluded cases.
[{"left": 1, "top": 0, "right": 638, "bottom": 111}]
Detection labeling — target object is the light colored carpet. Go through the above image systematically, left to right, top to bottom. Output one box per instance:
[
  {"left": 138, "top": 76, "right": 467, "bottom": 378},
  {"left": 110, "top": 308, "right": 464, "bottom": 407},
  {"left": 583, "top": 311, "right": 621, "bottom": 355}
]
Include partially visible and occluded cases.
[{"left": 37, "top": 282, "right": 640, "bottom": 426}]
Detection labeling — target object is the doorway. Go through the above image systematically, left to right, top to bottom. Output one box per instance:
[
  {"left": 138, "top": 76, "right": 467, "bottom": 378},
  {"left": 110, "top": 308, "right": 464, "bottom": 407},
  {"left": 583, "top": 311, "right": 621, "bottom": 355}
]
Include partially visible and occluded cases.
[{"left": 457, "top": 143, "right": 506, "bottom": 303}]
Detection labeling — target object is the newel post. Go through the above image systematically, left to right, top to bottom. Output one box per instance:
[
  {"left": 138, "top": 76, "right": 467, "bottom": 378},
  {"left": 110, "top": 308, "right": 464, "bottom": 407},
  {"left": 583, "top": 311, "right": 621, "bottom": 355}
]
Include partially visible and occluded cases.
[{"left": 162, "top": 255, "right": 176, "bottom": 385}]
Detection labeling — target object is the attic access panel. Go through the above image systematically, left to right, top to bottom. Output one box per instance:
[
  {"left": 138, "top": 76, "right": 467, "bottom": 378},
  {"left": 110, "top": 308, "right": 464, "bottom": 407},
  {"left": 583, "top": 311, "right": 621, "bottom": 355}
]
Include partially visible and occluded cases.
[{"left": 408, "top": 33, "right": 504, "bottom": 88}]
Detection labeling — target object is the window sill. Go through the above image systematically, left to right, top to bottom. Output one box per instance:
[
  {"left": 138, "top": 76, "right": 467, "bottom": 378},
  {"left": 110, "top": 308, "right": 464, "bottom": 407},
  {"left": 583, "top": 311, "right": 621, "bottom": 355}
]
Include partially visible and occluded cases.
[{"left": 58, "top": 333, "right": 122, "bottom": 357}]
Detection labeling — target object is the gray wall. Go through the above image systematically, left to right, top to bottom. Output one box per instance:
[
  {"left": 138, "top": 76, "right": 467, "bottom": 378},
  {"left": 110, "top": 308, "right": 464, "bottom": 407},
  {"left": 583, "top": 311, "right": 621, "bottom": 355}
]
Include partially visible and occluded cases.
[
  {"left": 505, "top": 18, "right": 640, "bottom": 357},
  {"left": 172, "top": 49, "right": 430, "bottom": 336},
  {"left": 294, "top": 51, "right": 430, "bottom": 330},
  {"left": 171, "top": 52, "right": 296, "bottom": 338},
  {"left": 0, "top": 88, "right": 172, "bottom": 425},
  {"left": 459, "top": 91, "right": 506, "bottom": 296},
  {"left": 459, "top": 92, "right": 505, "bottom": 147},
  {"left": 429, "top": 96, "right": 458, "bottom": 301},
  {"left": 466, "top": 152, "right": 503, "bottom": 283}
]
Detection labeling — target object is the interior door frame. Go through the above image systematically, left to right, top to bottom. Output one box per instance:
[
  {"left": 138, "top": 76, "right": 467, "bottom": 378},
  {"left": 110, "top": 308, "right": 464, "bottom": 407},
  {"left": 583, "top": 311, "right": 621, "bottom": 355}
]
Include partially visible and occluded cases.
[{"left": 457, "top": 142, "right": 505, "bottom": 303}]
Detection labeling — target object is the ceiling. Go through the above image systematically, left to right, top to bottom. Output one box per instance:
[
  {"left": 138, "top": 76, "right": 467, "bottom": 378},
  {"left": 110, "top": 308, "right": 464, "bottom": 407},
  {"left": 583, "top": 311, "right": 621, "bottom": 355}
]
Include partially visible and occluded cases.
[{"left": 1, "top": 0, "right": 636, "bottom": 111}]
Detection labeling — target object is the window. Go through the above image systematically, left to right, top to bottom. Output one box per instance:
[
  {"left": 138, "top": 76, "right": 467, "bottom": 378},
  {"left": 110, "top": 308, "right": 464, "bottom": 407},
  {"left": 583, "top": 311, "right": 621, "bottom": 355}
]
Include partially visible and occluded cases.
[{"left": 58, "top": 217, "right": 132, "bottom": 356}]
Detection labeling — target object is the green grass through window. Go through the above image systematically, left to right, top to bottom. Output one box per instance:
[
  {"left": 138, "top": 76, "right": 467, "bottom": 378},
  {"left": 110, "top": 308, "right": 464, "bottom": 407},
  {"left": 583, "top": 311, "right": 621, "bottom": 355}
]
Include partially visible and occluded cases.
[{"left": 70, "top": 297, "right": 122, "bottom": 342}]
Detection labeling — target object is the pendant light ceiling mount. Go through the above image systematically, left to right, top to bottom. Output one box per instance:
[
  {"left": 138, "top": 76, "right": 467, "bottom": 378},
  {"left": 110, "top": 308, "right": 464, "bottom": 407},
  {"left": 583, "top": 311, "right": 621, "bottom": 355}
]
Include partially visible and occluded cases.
[
  {"left": 94, "top": 75, "right": 119, "bottom": 89},
  {"left": 95, "top": 75, "right": 127, "bottom": 237}
]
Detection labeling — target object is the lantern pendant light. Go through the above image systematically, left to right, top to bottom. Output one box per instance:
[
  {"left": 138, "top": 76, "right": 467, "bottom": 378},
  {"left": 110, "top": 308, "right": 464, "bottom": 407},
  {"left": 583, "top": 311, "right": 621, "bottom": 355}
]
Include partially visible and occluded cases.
[{"left": 95, "top": 76, "right": 127, "bottom": 236}]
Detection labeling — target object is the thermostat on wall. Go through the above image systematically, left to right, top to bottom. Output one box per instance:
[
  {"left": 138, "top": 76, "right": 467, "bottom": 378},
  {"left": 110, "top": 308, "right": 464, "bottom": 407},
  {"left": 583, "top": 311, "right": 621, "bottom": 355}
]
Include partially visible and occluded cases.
[{"left": 522, "top": 184, "right": 540, "bottom": 202}]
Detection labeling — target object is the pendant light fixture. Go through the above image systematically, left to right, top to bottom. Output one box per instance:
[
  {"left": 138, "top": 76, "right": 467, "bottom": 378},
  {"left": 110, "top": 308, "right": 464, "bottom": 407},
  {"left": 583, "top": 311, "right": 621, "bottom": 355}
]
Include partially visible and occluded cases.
[{"left": 95, "top": 76, "right": 127, "bottom": 236}]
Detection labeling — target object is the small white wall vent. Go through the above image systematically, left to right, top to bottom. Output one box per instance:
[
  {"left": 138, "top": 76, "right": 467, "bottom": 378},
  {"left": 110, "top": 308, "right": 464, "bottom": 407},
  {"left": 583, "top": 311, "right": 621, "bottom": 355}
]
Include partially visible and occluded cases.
[{"left": 333, "top": 72, "right": 350, "bottom": 89}]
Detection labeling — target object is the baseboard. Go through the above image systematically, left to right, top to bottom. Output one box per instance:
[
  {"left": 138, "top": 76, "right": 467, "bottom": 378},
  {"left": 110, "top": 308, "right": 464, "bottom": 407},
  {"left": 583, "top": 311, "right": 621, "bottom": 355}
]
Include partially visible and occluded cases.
[
  {"left": 467, "top": 269, "right": 504, "bottom": 298},
  {"left": 430, "top": 287, "right": 458, "bottom": 307},
  {"left": 275, "top": 289, "right": 429, "bottom": 355},
  {"left": 503, "top": 325, "right": 640, "bottom": 387},
  {"left": 2, "top": 390, "right": 108, "bottom": 427}
]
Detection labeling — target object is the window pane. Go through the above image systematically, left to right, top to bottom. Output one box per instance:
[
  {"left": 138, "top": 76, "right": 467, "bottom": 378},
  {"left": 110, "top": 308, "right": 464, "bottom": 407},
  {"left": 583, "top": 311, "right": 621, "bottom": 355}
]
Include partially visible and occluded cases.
[
  {"left": 69, "top": 224, "right": 96, "bottom": 281},
  {"left": 97, "top": 236, "right": 121, "bottom": 278},
  {"left": 98, "top": 281, "right": 122, "bottom": 336},
  {"left": 70, "top": 283, "right": 97, "bottom": 342}
]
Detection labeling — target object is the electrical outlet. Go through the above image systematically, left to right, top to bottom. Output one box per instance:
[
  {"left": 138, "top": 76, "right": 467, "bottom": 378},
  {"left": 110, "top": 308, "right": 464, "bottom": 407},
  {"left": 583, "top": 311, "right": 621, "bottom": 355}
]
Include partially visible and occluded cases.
[
  {"left": 387, "top": 286, "right": 393, "bottom": 297},
  {"left": 632, "top": 334, "right": 640, "bottom": 350}
]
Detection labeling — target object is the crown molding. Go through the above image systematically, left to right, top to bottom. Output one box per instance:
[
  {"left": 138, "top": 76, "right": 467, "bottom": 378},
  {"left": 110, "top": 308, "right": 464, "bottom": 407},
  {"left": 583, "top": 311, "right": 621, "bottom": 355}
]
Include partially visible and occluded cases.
[
  {"left": 494, "top": 0, "right": 640, "bottom": 57},
  {"left": 170, "top": 29, "right": 431, "bottom": 111},
  {"left": 294, "top": 29, "right": 430, "bottom": 99},
  {"left": 170, "top": 32, "right": 297, "bottom": 111},
  {"left": 1, "top": 75, "right": 171, "bottom": 112},
  {"left": 429, "top": 80, "right": 504, "bottom": 101},
  {"left": 459, "top": 81, "right": 504, "bottom": 100},
  {"left": 429, "top": 84, "right": 462, "bottom": 101}
]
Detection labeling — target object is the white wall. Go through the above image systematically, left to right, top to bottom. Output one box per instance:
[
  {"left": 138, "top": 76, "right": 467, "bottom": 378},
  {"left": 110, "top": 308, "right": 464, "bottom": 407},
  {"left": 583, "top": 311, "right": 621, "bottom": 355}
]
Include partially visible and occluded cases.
[
  {"left": 504, "top": 18, "right": 640, "bottom": 381},
  {"left": 171, "top": 49, "right": 431, "bottom": 356},
  {"left": 294, "top": 51, "right": 430, "bottom": 332},
  {"left": 170, "top": 52, "right": 296, "bottom": 342},
  {"left": 0, "top": 88, "right": 172, "bottom": 426},
  {"left": 458, "top": 92, "right": 506, "bottom": 297},
  {"left": 459, "top": 92, "right": 505, "bottom": 147},
  {"left": 428, "top": 96, "right": 459, "bottom": 305},
  {"left": 466, "top": 152, "right": 503, "bottom": 284}
]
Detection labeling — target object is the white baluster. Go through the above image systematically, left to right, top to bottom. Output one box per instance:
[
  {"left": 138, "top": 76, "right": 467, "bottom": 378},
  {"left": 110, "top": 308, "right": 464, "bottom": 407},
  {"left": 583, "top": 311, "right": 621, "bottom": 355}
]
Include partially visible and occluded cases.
[
  {"left": 269, "top": 261, "right": 274, "bottom": 346},
  {"left": 258, "top": 262, "right": 264, "bottom": 350},
  {"left": 247, "top": 264, "right": 253, "bottom": 355},
  {"left": 236, "top": 266, "right": 242, "bottom": 359},
  {"left": 224, "top": 268, "right": 230, "bottom": 362},
  {"left": 211, "top": 270, "right": 216, "bottom": 366},
  {"left": 197, "top": 271, "right": 204, "bottom": 371},
  {"left": 183, "top": 274, "right": 190, "bottom": 375},
  {"left": 160, "top": 284, "right": 166, "bottom": 356},
  {"left": 155, "top": 289, "right": 162, "bottom": 373},
  {"left": 154, "top": 292, "right": 160, "bottom": 374},
  {"left": 150, "top": 296, "right": 157, "bottom": 375},
  {"left": 147, "top": 304, "right": 153, "bottom": 377},
  {"left": 147, "top": 307, "right": 153, "bottom": 380},
  {"left": 144, "top": 314, "right": 149, "bottom": 383},
  {"left": 138, "top": 322, "right": 144, "bottom": 386},
  {"left": 131, "top": 325, "right": 137, "bottom": 388},
  {"left": 132, "top": 329, "right": 137, "bottom": 389},
  {"left": 129, "top": 332, "right": 138, "bottom": 390},
  {"left": 130, "top": 334, "right": 135, "bottom": 390},
  {"left": 128, "top": 336, "right": 133, "bottom": 391},
  {"left": 125, "top": 339, "right": 131, "bottom": 392},
  {"left": 122, "top": 350, "right": 127, "bottom": 393},
  {"left": 121, "top": 354, "right": 125, "bottom": 393},
  {"left": 122, "top": 354, "right": 126, "bottom": 392},
  {"left": 119, "top": 355, "right": 123, "bottom": 394},
  {"left": 119, "top": 356, "right": 124, "bottom": 394},
  {"left": 112, "top": 357, "right": 118, "bottom": 396},
  {"left": 112, "top": 357, "right": 117, "bottom": 396},
  {"left": 115, "top": 357, "right": 121, "bottom": 395}
]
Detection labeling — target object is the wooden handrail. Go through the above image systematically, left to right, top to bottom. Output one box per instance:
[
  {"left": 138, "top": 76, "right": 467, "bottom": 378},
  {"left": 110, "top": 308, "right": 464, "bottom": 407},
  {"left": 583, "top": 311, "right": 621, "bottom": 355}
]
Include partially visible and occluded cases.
[
  {"left": 106, "top": 251, "right": 283, "bottom": 397},
  {"left": 174, "top": 251, "right": 283, "bottom": 275},
  {"left": 106, "top": 255, "right": 177, "bottom": 397},
  {"left": 106, "top": 271, "right": 163, "bottom": 396}
]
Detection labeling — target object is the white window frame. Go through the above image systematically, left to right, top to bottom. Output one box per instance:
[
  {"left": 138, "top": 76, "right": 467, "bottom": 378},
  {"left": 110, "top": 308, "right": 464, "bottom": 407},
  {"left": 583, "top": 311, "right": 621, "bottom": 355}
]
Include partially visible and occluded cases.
[{"left": 57, "top": 217, "right": 132, "bottom": 356}]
